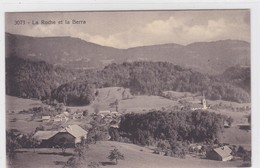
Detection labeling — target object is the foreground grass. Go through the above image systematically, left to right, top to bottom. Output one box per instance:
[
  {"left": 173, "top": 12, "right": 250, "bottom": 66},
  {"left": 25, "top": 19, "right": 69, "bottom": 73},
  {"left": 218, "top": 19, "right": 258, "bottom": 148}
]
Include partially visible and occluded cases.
[{"left": 9, "top": 141, "right": 248, "bottom": 168}]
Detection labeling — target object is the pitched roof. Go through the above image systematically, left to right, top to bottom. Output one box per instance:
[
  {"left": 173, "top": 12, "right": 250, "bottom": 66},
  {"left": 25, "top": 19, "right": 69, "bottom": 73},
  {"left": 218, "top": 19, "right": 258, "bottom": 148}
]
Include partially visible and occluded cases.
[
  {"left": 190, "top": 103, "right": 203, "bottom": 108},
  {"left": 42, "top": 116, "right": 51, "bottom": 120},
  {"left": 61, "top": 125, "right": 87, "bottom": 138},
  {"left": 33, "top": 131, "right": 59, "bottom": 140},
  {"left": 213, "top": 146, "right": 232, "bottom": 158}
]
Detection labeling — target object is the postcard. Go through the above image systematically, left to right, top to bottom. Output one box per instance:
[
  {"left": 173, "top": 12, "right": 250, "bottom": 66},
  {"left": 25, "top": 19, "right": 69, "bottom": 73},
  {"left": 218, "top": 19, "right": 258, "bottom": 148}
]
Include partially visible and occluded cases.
[{"left": 2, "top": 1, "right": 260, "bottom": 167}]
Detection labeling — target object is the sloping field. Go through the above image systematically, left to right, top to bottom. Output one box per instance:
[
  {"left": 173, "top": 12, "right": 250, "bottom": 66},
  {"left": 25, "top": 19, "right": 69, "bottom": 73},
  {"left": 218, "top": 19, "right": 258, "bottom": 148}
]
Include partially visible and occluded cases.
[
  {"left": 67, "top": 87, "right": 178, "bottom": 114},
  {"left": 93, "top": 87, "right": 178, "bottom": 113},
  {"left": 96, "top": 87, "right": 132, "bottom": 103},
  {"left": 6, "top": 95, "right": 44, "bottom": 112},
  {"left": 119, "top": 95, "right": 177, "bottom": 113},
  {"left": 6, "top": 96, "right": 45, "bottom": 133},
  {"left": 221, "top": 127, "right": 251, "bottom": 150},
  {"left": 10, "top": 141, "right": 246, "bottom": 168},
  {"left": 84, "top": 141, "right": 243, "bottom": 168},
  {"left": 10, "top": 148, "right": 74, "bottom": 168}
]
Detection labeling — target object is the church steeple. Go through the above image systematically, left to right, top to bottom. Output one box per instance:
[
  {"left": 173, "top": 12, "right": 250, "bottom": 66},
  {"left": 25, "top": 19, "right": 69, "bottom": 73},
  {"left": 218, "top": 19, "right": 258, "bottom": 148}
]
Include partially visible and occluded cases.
[{"left": 201, "top": 93, "right": 207, "bottom": 109}]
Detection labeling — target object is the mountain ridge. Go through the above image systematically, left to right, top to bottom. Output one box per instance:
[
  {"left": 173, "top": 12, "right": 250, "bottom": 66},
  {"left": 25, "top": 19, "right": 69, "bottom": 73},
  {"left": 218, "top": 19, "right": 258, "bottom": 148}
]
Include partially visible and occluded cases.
[{"left": 6, "top": 32, "right": 250, "bottom": 74}]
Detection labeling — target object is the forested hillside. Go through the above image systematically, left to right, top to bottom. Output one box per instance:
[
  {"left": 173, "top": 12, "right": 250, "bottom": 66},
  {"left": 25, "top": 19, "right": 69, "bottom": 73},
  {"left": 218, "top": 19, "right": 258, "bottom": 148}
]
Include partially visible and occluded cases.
[
  {"left": 6, "top": 57, "right": 250, "bottom": 105},
  {"left": 6, "top": 57, "right": 76, "bottom": 100},
  {"left": 93, "top": 62, "right": 250, "bottom": 103},
  {"left": 218, "top": 66, "right": 250, "bottom": 93},
  {"left": 119, "top": 110, "right": 228, "bottom": 145}
]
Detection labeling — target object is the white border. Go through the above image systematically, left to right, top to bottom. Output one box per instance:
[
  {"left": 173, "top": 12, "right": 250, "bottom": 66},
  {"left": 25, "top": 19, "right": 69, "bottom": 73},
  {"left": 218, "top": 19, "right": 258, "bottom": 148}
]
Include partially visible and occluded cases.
[{"left": 1, "top": 1, "right": 260, "bottom": 167}]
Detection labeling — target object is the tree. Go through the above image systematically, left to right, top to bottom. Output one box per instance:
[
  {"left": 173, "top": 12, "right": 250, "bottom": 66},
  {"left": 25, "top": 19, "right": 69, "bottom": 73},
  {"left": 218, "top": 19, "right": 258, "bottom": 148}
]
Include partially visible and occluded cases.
[
  {"left": 114, "top": 99, "right": 119, "bottom": 112},
  {"left": 248, "top": 114, "right": 251, "bottom": 124},
  {"left": 226, "top": 117, "right": 234, "bottom": 127},
  {"left": 87, "top": 120, "right": 99, "bottom": 144},
  {"left": 109, "top": 127, "right": 119, "bottom": 141},
  {"left": 6, "top": 130, "right": 22, "bottom": 164},
  {"left": 27, "top": 133, "right": 41, "bottom": 152},
  {"left": 74, "top": 137, "right": 88, "bottom": 161},
  {"left": 107, "top": 148, "right": 124, "bottom": 165},
  {"left": 63, "top": 156, "right": 78, "bottom": 168},
  {"left": 88, "top": 162, "right": 100, "bottom": 168}
]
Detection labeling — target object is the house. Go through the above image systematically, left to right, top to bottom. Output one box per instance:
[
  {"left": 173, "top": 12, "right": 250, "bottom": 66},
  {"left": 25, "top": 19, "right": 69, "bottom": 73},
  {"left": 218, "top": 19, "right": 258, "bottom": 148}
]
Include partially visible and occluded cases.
[
  {"left": 98, "top": 110, "right": 113, "bottom": 118},
  {"left": 99, "top": 110, "right": 111, "bottom": 115},
  {"left": 63, "top": 111, "right": 70, "bottom": 117},
  {"left": 111, "top": 111, "right": 121, "bottom": 117},
  {"left": 73, "top": 113, "right": 83, "bottom": 120},
  {"left": 54, "top": 114, "right": 68, "bottom": 122},
  {"left": 42, "top": 116, "right": 51, "bottom": 122},
  {"left": 110, "top": 120, "right": 119, "bottom": 128},
  {"left": 224, "top": 121, "right": 230, "bottom": 128},
  {"left": 238, "top": 124, "right": 251, "bottom": 130},
  {"left": 33, "top": 125, "right": 88, "bottom": 147},
  {"left": 60, "top": 125, "right": 88, "bottom": 144},
  {"left": 33, "top": 130, "right": 59, "bottom": 147},
  {"left": 189, "top": 144, "right": 202, "bottom": 151},
  {"left": 206, "top": 146, "right": 233, "bottom": 161}
]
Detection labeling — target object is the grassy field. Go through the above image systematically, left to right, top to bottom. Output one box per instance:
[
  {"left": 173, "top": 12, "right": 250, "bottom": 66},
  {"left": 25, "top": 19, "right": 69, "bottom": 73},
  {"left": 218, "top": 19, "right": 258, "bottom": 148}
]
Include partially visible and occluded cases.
[
  {"left": 65, "top": 87, "right": 178, "bottom": 114},
  {"left": 6, "top": 95, "right": 44, "bottom": 112},
  {"left": 119, "top": 95, "right": 178, "bottom": 113},
  {"left": 6, "top": 96, "right": 45, "bottom": 134},
  {"left": 221, "top": 127, "right": 251, "bottom": 150},
  {"left": 10, "top": 141, "right": 245, "bottom": 168},
  {"left": 84, "top": 141, "right": 246, "bottom": 168},
  {"left": 10, "top": 148, "right": 74, "bottom": 168}
]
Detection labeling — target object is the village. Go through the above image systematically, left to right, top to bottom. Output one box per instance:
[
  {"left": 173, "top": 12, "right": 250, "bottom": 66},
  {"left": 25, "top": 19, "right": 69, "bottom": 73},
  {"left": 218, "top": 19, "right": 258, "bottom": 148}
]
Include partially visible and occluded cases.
[{"left": 6, "top": 90, "right": 251, "bottom": 168}]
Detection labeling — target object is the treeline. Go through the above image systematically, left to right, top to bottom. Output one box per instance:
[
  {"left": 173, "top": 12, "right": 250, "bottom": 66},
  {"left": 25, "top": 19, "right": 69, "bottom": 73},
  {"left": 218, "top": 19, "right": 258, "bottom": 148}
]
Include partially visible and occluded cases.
[
  {"left": 6, "top": 57, "right": 250, "bottom": 105},
  {"left": 119, "top": 110, "right": 228, "bottom": 145}
]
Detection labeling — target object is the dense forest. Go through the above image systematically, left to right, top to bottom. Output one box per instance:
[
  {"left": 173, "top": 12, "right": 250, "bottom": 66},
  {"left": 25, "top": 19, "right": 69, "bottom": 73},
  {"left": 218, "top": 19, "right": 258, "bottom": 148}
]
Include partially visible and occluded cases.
[
  {"left": 6, "top": 56, "right": 76, "bottom": 100},
  {"left": 6, "top": 57, "right": 250, "bottom": 105},
  {"left": 95, "top": 62, "right": 250, "bottom": 103},
  {"left": 218, "top": 66, "right": 251, "bottom": 93},
  {"left": 51, "top": 81, "right": 95, "bottom": 106},
  {"left": 119, "top": 110, "right": 228, "bottom": 145}
]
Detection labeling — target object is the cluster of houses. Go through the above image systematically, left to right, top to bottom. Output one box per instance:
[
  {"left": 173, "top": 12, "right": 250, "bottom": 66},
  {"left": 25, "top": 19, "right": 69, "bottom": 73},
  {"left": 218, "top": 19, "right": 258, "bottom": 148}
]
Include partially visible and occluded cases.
[
  {"left": 94, "top": 110, "right": 121, "bottom": 119},
  {"left": 41, "top": 111, "right": 84, "bottom": 123}
]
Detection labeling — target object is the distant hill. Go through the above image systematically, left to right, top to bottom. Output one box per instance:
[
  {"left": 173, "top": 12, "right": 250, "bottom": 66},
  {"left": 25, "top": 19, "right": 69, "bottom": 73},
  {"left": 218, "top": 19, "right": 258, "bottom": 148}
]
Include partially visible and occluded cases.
[{"left": 6, "top": 33, "right": 250, "bottom": 74}]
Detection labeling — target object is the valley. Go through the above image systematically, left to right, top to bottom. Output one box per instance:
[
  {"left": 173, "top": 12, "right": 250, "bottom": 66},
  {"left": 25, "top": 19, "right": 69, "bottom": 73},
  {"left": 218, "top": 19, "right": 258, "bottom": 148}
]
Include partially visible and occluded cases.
[
  {"left": 5, "top": 31, "right": 251, "bottom": 168},
  {"left": 6, "top": 86, "right": 251, "bottom": 168}
]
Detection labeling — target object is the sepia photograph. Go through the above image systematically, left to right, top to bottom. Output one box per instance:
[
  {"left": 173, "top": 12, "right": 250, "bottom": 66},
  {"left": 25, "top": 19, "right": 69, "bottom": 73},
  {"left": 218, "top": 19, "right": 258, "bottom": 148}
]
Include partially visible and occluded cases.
[{"left": 5, "top": 10, "right": 251, "bottom": 167}]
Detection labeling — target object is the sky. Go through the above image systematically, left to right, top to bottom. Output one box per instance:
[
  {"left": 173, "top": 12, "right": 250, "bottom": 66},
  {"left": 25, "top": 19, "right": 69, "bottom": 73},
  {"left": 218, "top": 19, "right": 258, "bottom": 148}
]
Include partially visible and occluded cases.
[{"left": 5, "top": 10, "right": 250, "bottom": 48}]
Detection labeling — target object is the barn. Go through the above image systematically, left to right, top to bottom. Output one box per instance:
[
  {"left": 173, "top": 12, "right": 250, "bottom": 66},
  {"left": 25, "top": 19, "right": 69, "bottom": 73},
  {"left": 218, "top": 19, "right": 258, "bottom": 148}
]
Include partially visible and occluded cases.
[
  {"left": 33, "top": 124, "right": 88, "bottom": 148},
  {"left": 33, "top": 130, "right": 59, "bottom": 147},
  {"left": 206, "top": 146, "right": 233, "bottom": 161}
]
